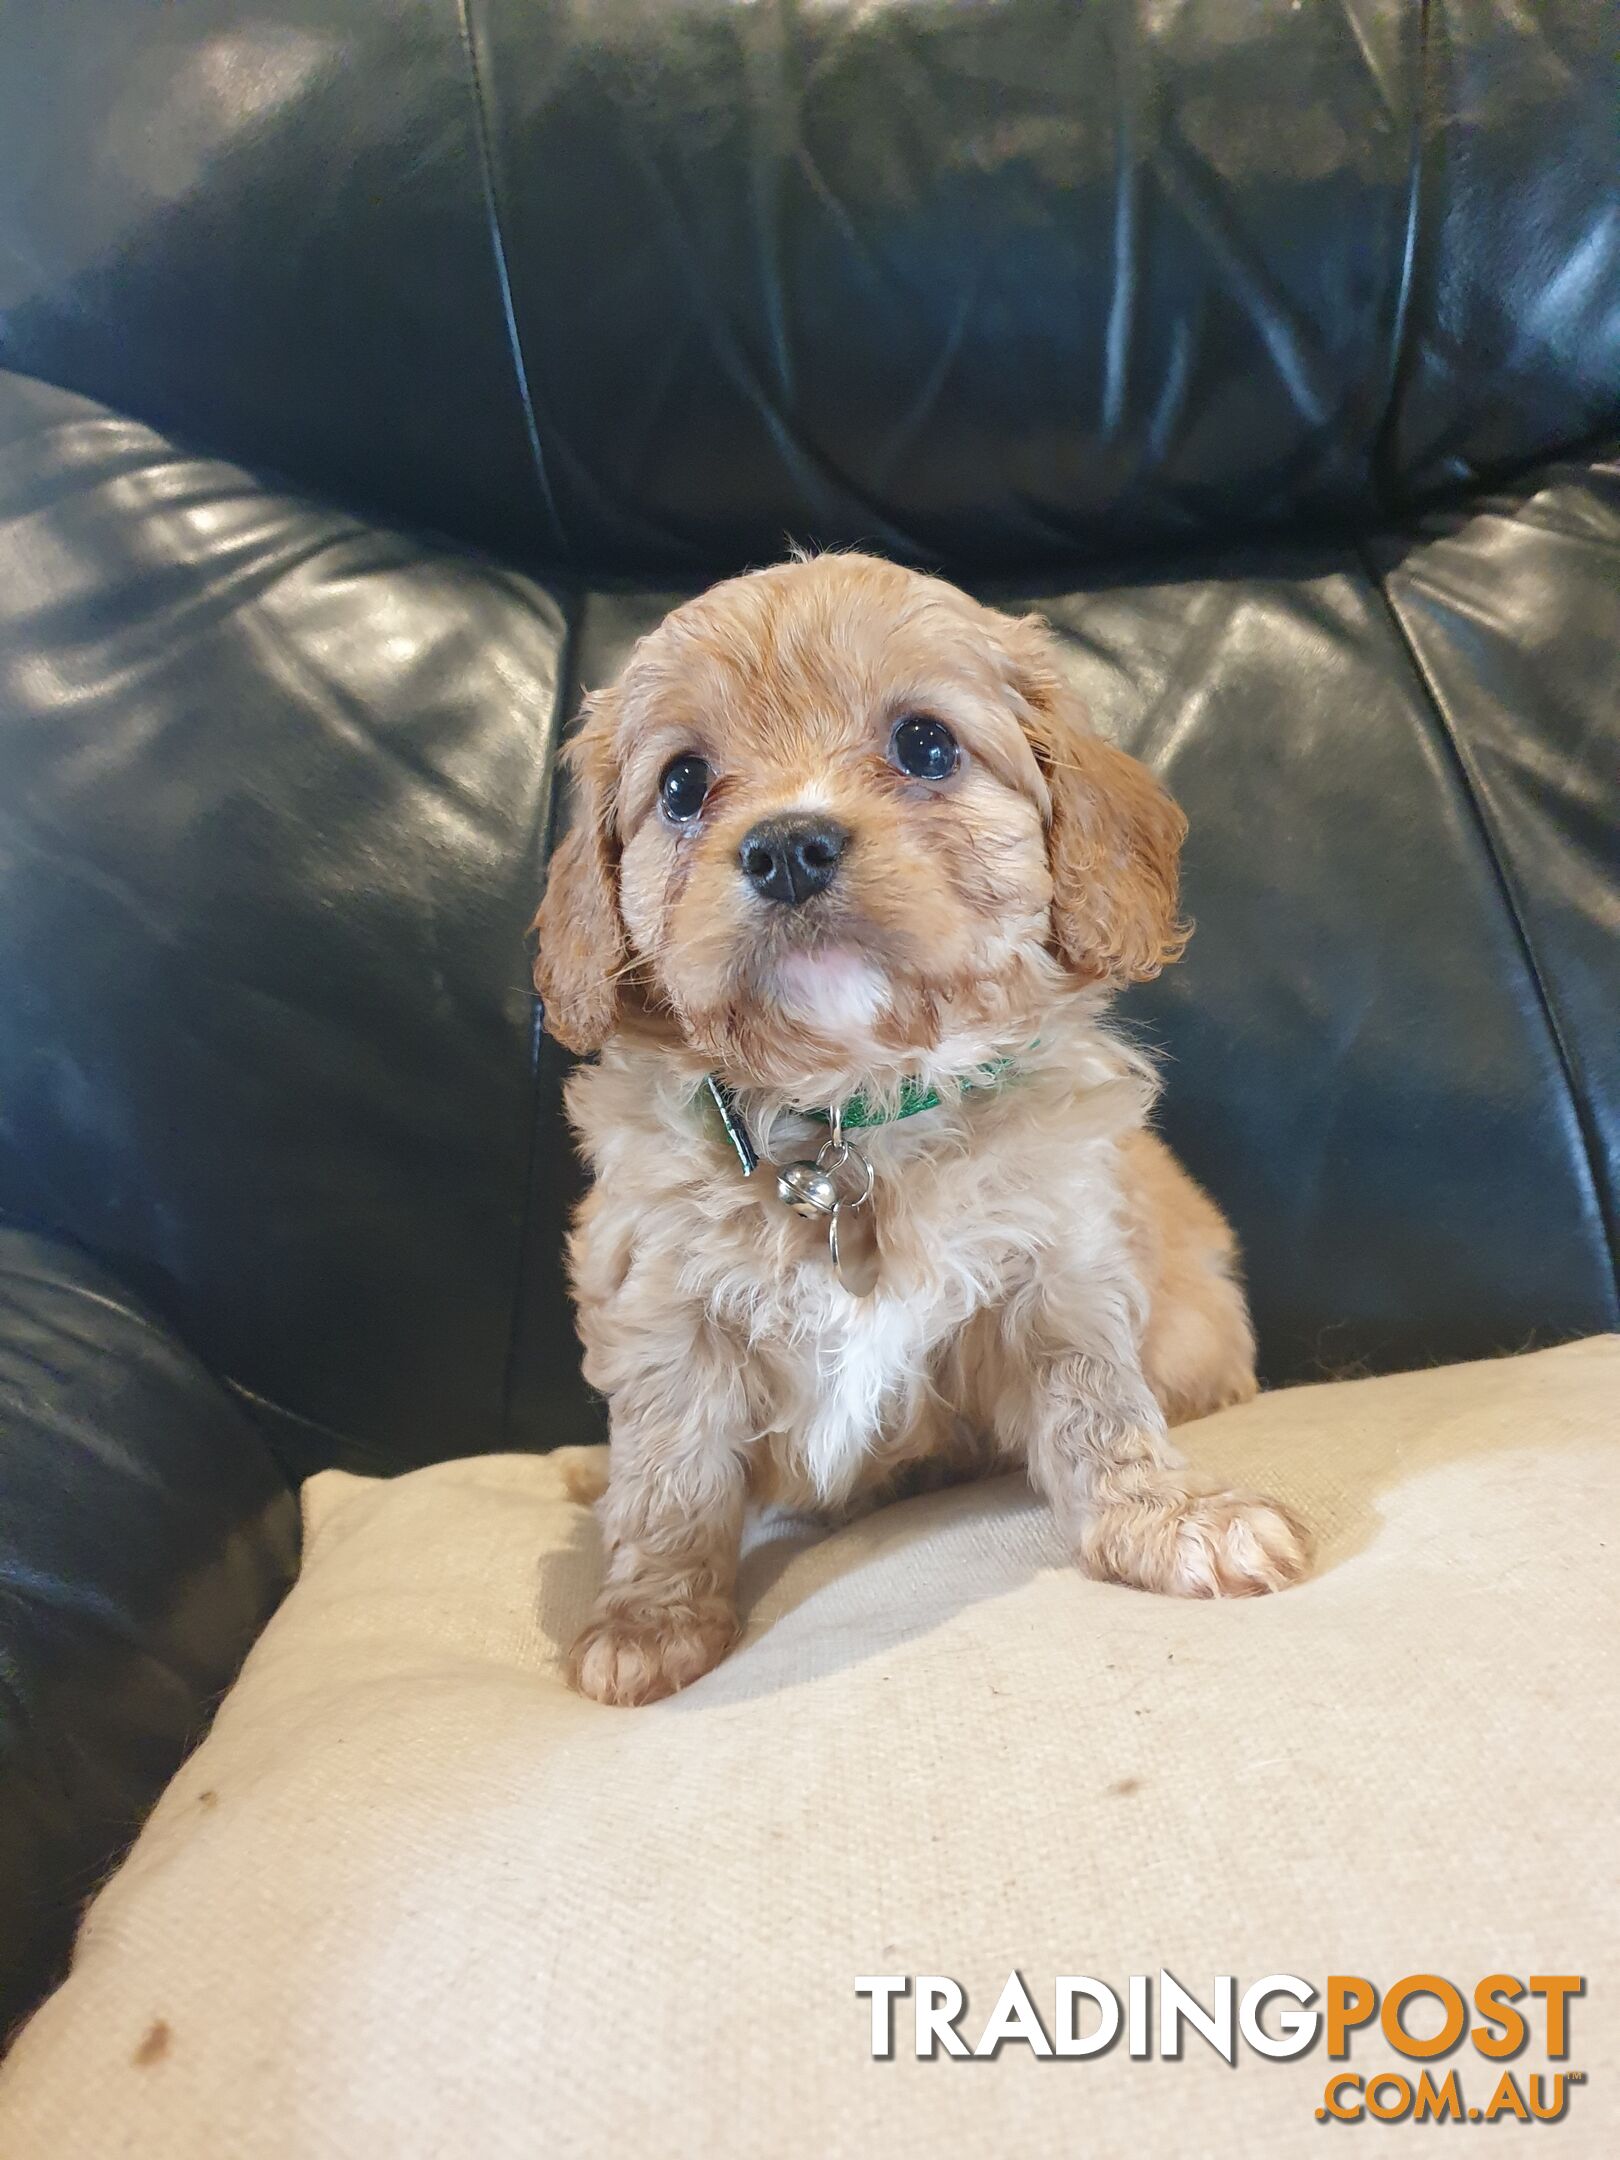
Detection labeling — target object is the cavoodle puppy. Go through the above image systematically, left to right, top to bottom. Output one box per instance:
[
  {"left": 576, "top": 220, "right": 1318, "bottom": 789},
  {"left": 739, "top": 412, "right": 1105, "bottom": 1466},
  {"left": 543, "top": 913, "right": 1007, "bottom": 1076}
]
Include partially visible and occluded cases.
[{"left": 533, "top": 553, "right": 1308, "bottom": 1706}]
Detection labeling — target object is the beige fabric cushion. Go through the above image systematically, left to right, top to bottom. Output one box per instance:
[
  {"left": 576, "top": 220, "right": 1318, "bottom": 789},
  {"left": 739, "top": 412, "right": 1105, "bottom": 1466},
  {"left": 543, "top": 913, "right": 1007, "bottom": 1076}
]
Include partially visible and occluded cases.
[{"left": 1, "top": 1339, "right": 1616, "bottom": 2156}]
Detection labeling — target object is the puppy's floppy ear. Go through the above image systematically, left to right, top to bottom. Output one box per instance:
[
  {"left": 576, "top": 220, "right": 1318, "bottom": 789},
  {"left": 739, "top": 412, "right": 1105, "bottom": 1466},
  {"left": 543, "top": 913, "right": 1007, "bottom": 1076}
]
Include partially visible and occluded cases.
[
  {"left": 1003, "top": 613, "right": 1189, "bottom": 985},
  {"left": 531, "top": 689, "right": 627, "bottom": 1054}
]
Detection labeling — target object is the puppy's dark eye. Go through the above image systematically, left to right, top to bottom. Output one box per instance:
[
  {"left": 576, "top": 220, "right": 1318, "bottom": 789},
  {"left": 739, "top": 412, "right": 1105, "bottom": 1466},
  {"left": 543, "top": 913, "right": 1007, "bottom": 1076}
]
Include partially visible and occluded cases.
[
  {"left": 890, "top": 714, "right": 960, "bottom": 782},
  {"left": 659, "top": 753, "right": 712, "bottom": 822}
]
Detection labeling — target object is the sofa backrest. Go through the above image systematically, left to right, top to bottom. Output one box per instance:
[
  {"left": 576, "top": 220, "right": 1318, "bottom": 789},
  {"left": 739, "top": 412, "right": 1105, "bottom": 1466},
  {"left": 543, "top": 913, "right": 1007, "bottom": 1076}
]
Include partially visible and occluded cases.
[{"left": 3, "top": 0, "right": 1615, "bottom": 582}]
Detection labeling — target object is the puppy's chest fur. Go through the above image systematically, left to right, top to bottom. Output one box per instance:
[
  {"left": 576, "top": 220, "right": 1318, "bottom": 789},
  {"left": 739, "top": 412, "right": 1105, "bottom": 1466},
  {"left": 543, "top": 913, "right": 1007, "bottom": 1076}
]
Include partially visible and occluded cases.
[
  {"left": 568, "top": 1048, "right": 1151, "bottom": 1511},
  {"left": 724, "top": 1159, "right": 1034, "bottom": 1507}
]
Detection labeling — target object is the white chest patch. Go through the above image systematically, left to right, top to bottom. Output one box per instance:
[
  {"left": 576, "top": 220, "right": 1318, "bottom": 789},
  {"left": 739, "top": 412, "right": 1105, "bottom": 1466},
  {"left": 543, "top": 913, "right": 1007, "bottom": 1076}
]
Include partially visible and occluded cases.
[
  {"left": 739, "top": 1199, "right": 1017, "bottom": 1507},
  {"left": 790, "top": 1286, "right": 929, "bottom": 1503}
]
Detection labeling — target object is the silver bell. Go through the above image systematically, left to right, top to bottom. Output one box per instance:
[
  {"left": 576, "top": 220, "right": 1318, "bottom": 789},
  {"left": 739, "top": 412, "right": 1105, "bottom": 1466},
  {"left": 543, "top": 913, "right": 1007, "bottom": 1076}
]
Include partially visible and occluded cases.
[{"left": 777, "top": 1160, "right": 838, "bottom": 1218}]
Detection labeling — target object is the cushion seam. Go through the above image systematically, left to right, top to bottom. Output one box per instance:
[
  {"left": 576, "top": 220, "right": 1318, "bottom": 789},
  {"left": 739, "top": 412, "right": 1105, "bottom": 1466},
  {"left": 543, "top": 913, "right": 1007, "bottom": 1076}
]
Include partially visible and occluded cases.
[
  {"left": 451, "top": 0, "right": 568, "bottom": 561},
  {"left": 1369, "top": 0, "right": 1434, "bottom": 517},
  {"left": 1355, "top": 539, "right": 1620, "bottom": 1324},
  {"left": 500, "top": 592, "right": 583, "bottom": 1445}
]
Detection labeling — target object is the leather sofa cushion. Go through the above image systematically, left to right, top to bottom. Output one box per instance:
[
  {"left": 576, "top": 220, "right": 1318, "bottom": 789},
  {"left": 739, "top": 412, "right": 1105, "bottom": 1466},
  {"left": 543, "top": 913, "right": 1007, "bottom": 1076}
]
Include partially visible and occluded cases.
[
  {"left": 0, "top": 1226, "right": 298, "bottom": 2039},
  {"left": 1, "top": 1337, "right": 1614, "bottom": 2153}
]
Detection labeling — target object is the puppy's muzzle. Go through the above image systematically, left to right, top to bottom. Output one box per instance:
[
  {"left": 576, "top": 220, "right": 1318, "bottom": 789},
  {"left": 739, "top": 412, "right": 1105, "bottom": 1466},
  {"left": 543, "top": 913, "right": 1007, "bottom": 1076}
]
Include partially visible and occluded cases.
[{"left": 739, "top": 815, "right": 849, "bottom": 906}]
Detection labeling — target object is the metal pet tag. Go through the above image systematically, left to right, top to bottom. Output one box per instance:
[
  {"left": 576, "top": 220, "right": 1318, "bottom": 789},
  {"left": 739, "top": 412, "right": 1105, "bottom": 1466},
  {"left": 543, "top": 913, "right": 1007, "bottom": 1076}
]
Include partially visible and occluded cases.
[
  {"left": 719, "top": 1081, "right": 883, "bottom": 1295},
  {"left": 775, "top": 1105, "right": 882, "bottom": 1296},
  {"left": 813, "top": 1106, "right": 881, "bottom": 1298},
  {"left": 829, "top": 1193, "right": 881, "bottom": 1297}
]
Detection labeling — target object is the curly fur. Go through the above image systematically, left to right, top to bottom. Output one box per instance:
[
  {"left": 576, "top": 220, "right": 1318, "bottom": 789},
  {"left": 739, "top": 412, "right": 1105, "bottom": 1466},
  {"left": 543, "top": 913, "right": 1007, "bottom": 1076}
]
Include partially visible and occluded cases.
[{"left": 533, "top": 554, "right": 1308, "bottom": 1705}]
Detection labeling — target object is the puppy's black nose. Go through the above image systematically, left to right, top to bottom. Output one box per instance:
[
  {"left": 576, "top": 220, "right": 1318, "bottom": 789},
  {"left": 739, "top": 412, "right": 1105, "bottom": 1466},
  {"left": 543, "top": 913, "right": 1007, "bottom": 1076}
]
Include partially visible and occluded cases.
[{"left": 738, "top": 816, "right": 849, "bottom": 905}]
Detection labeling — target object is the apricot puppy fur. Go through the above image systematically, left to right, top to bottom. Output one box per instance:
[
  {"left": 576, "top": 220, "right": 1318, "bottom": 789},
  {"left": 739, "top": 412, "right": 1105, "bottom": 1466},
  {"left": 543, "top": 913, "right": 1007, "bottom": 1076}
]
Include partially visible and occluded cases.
[{"left": 534, "top": 553, "right": 1308, "bottom": 1706}]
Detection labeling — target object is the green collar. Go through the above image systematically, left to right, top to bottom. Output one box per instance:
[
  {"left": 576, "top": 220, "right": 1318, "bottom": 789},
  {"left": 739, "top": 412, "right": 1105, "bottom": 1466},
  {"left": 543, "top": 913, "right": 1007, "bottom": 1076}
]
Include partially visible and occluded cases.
[
  {"left": 699, "top": 1059, "right": 1020, "bottom": 1177},
  {"left": 802, "top": 1067, "right": 1003, "bottom": 1130}
]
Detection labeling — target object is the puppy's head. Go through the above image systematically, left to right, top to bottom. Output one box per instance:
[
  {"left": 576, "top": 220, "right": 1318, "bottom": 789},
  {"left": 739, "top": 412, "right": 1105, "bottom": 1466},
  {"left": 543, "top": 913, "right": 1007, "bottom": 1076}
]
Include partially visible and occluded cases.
[{"left": 533, "top": 554, "right": 1186, "bottom": 1096}]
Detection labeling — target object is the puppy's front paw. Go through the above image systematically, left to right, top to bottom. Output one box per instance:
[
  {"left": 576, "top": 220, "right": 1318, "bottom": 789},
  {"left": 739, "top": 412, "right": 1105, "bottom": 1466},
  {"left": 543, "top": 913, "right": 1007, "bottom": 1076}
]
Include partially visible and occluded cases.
[
  {"left": 1080, "top": 1486, "right": 1309, "bottom": 1599},
  {"left": 568, "top": 1599, "right": 739, "bottom": 1706}
]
